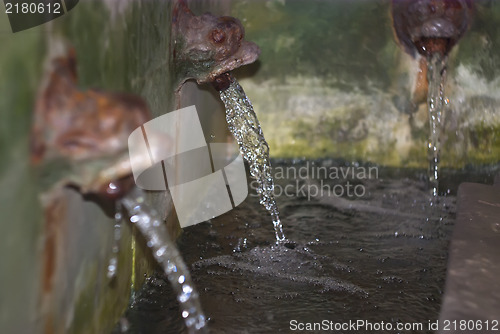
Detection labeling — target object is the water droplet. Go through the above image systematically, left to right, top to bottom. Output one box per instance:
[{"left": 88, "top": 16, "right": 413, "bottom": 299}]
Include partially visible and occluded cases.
[
  {"left": 156, "top": 246, "right": 167, "bottom": 257},
  {"left": 167, "top": 262, "right": 177, "bottom": 273},
  {"left": 185, "top": 318, "right": 196, "bottom": 327}
]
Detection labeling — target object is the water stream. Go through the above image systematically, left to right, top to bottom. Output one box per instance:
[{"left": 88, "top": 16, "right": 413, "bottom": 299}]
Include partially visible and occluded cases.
[
  {"left": 426, "top": 53, "right": 448, "bottom": 198},
  {"left": 218, "top": 75, "right": 286, "bottom": 242},
  {"left": 120, "top": 188, "right": 207, "bottom": 334},
  {"left": 107, "top": 202, "right": 123, "bottom": 280}
]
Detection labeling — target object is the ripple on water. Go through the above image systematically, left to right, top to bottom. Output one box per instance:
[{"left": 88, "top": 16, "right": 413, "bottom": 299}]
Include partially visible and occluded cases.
[{"left": 116, "top": 162, "right": 498, "bottom": 334}]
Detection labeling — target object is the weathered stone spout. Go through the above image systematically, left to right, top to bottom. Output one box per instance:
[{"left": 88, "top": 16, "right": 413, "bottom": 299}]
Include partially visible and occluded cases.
[
  {"left": 172, "top": 0, "right": 260, "bottom": 91},
  {"left": 391, "top": 0, "right": 474, "bottom": 57},
  {"left": 391, "top": 0, "right": 474, "bottom": 105},
  {"left": 29, "top": 43, "right": 159, "bottom": 333},
  {"left": 31, "top": 44, "right": 151, "bottom": 198}
]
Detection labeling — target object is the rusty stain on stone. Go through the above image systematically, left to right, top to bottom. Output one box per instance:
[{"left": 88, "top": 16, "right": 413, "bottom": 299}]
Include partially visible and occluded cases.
[
  {"left": 172, "top": 0, "right": 260, "bottom": 91},
  {"left": 413, "top": 57, "right": 430, "bottom": 105},
  {"left": 38, "top": 188, "right": 68, "bottom": 334},
  {"left": 41, "top": 197, "right": 64, "bottom": 294}
]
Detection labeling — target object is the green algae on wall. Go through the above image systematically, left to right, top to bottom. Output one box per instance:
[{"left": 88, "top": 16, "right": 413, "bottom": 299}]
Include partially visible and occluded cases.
[
  {"left": 231, "top": 0, "right": 500, "bottom": 167},
  {"left": 0, "top": 10, "right": 45, "bottom": 334}
]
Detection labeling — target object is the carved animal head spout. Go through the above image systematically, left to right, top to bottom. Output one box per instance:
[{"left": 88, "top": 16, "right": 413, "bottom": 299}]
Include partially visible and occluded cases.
[
  {"left": 172, "top": 0, "right": 260, "bottom": 91},
  {"left": 392, "top": 0, "right": 474, "bottom": 57},
  {"left": 31, "top": 44, "right": 151, "bottom": 199}
]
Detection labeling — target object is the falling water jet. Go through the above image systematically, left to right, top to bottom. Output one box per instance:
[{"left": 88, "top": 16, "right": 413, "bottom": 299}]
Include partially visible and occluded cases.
[
  {"left": 391, "top": 0, "right": 474, "bottom": 199},
  {"left": 172, "top": 1, "right": 285, "bottom": 242},
  {"left": 426, "top": 53, "right": 447, "bottom": 198},
  {"left": 213, "top": 73, "right": 286, "bottom": 243},
  {"left": 121, "top": 188, "right": 207, "bottom": 334},
  {"left": 107, "top": 201, "right": 123, "bottom": 280}
]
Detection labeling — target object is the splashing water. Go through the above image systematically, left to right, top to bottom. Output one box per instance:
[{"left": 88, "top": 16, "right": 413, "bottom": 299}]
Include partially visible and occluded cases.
[
  {"left": 426, "top": 53, "right": 447, "bottom": 198},
  {"left": 218, "top": 75, "right": 285, "bottom": 242},
  {"left": 121, "top": 188, "right": 207, "bottom": 334}
]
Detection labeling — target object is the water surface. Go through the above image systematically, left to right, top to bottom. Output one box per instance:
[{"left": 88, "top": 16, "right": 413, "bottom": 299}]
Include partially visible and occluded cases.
[{"left": 116, "top": 160, "right": 498, "bottom": 334}]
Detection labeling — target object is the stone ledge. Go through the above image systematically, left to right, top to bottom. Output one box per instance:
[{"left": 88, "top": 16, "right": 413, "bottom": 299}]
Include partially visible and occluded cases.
[{"left": 439, "top": 182, "right": 500, "bottom": 333}]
